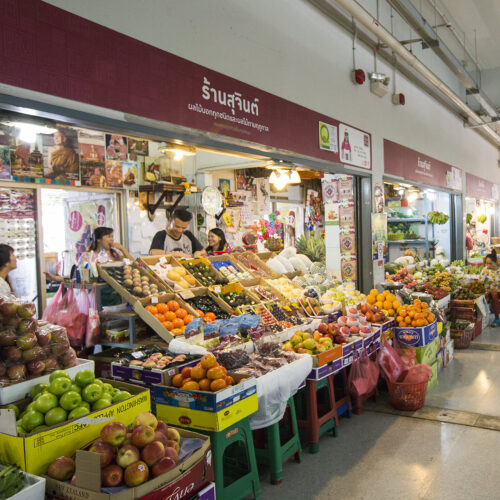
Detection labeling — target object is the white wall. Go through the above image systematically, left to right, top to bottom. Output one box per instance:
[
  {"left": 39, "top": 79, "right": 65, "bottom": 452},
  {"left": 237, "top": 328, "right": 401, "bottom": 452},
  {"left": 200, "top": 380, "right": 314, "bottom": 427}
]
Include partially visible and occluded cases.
[{"left": 44, "top": 0, "right": 499, "bottom": 185}]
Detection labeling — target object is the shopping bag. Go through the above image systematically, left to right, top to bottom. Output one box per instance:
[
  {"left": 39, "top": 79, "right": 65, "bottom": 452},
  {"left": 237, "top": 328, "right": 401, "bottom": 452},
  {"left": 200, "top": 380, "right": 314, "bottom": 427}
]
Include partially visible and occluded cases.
[
  {"left": 41, "top": 283, "right": 65, "bottom": 323},
  {"left": 85, "top": 283, "right": 101, "bottom": 348},
  {"left": 55, "top": 284, "right": 88, "bottom": 349},
  {"left": 377, "top": 334, "right": 407, "bottom": 383},
  {"left": 394, "top": 338, "right": 416, "bottom": 369},
  {"left": 348, "top": 350, "right": 379, "bottom": 398},
  {"left": 401, "top": 364, "right": 431, "bottom": 384}
]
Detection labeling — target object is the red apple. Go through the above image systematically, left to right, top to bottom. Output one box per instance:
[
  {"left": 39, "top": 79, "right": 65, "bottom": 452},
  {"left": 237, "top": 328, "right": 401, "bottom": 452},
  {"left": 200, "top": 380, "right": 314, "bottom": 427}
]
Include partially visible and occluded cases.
[
  {"left": 360, "top": 303, "right": 370, "bottom": 315},
  {"left": 317, "top": 323, "right": 328, "bottom": 334},
  {"left": 340, "top": 326, "right": 350, "bottom": 336},
  {"left": 350, "top": 326, "right": 359, "bottom": 335},
  {"left": 132, "top": 412, "right": 157, "bottom": 430},
  {"left": 156, "top": 420, "right": 168, "bottom": 436},
  {"left": 100, "top": 421, "right": 127, "bottom": 446},
  {"left": 132, "top": 425, "right": 155, "bottom": 448},
  {"left": 166, "top": 427, "right": 180, "bottom": 443},
  {"left": 154, "top": 431, "right": 168, "bottom": 446},
  {"left": 122, "top": 432, "right": 133, "bottom": 446},
  {"left": 89, "top": 439, "right": 114, "bottom": 467},
  {"left": 166, "top": 440, "right": 180, "bottom": 454},
  {"left": 141, "top": 441, "right": 165, "bottom": 466},
  {"left": 116, "top": 444, "right": 140, "bottom": 468},
  {"left": 164, "top": 446, "right": 178, "bottom": 464},
  {"left": 47, "top": 456, "right": 75, "bottom": 481},
  {"left": 152, "top": 456, "right": 176, "bottom": 477},
  {"left": 124, "top": 461, "right": 149, "bottom": 487},
  {"left": 101, "top": 464, "right": 123, "bottom": 487}
]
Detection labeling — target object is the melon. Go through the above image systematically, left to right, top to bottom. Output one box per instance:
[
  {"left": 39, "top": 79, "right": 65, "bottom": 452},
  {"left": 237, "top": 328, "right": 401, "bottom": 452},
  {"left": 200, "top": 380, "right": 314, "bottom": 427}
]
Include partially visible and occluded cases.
[{"left": 167, "top": 271, "right": 181, "bottom": 282}]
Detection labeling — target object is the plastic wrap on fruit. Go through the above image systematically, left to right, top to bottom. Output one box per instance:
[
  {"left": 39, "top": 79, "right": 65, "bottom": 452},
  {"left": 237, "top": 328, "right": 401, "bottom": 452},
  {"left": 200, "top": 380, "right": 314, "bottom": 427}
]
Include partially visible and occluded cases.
[
  {"left": 237, "top": 313, "right": 261, "bottom": 333},
  {"left": 183, "top": 317, "right": 204, "bottom": 339},
  {"left": 218, "top": 318, "right": 240, "bottom": 338},
  {"left": 202, "top": 321, "right": 220, "bottom": 340},
  {"left": 255, "top": 339, "right": 281, "bottom": 357},
  {"left": 215, "top": 349, "right": 251, "bottom": 370}
]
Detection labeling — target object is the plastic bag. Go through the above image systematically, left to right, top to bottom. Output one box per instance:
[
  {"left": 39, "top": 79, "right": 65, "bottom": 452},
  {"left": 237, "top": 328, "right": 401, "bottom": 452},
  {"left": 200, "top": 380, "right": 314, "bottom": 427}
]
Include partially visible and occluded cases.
[
  {"left": 42, "top": 283, "right": 64, "bottom": 323},
  {"left": 85, "top": 283, "right": 100, "bottom": 348},
  {"left": 55, "top": 284, "right": 88, "bottom": 349},
  {"left": 377, "top": 335, "right": 407, "bottom": 383},
  {"left": 395, "top": 339, "right": 416, "bottom": 369},
  {"left": 348, "top": 350, "right": 380, "bottom": 398},
  {"left": 402, "top": 364, "right": 431, "bottom": 384}
]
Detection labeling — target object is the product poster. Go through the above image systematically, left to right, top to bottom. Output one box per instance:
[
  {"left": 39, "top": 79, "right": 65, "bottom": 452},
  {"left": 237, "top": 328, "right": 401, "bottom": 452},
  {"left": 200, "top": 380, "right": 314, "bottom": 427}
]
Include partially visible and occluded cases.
[
  {"left": 318, "top": 121, "right": 338, "bottom": 153},
  {"left": 339, "top": 123, "right": 371, "bottom": 170},
  {"left": 0, "top": 125, "right": 15, "bottom": 147},
  {"left": 41, "top": 126, "right": 80, "bottom": 181},
  {"left": 78, "top": 129, "right": 106, "bottom": 187},
  {"left": 105, "top": 134, "right": 128, "bottom": 160},
  {"left": 127, "top": 138, "right": 149, "bottom": 160},
  {"left": 10, "top": 139, "right": 44, "bottom": 178},
  {"left": 0, "top": 146, "right": 11, "bottom": 179},
  {"left": 144, "top": 156, "right": 169, "bottom": 182},
  {"left": 105, "top": 160, "right": 123, "bottom": 187},
  {"left": 122, "top": 161, "right": 139, "bottom": 189},
  {"left": 322, "top": 176, "right": 339, "bottom": 203},
  {"left": 338, "top": 176, "right": 354, "bottom": 201},
  {"left": 254, "top": 177, "right": 271, "bottom": 214},
  {"left": 219, "top": 178, "right": 231, "bottom": 195},
  {"left": 325, "top": 202, "right": 339, "bottom": 226},
  {"left": 339, "top": 204, "right": 355, "bottom": 227},
  {"left": 372, "top": 212, "right": 388, "bottom": 262},
  {"left": 340, "top": 229, "right": 356, "bottom": 254},
  {"left": 341, "top": 256, "right": 357, "bottom": 282}
]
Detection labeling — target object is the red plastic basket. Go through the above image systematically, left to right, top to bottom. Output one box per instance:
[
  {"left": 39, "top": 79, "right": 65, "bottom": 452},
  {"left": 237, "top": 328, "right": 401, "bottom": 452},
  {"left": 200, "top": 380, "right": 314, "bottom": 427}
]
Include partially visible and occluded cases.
[
  {"left": 473, "top": 318, "right": 482, "bottom": 338},
  {"left": 386, "top": 379, "right": 428, "bottom": 411}
]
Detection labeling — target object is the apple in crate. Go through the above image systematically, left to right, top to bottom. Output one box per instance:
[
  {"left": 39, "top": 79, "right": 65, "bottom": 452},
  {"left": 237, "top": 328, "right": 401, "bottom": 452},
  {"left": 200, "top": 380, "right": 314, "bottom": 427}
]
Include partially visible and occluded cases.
[
  {"left": 132, "top": 412, "right": 158, "bottom": 430},
  {"left": 100, "top": 421, "right": 127, "bottom": 446},
  {"left": 132, "top": 425, "right": 156, "bottom": 448},
  {"left": 89, "top": 439, "right": 114, "bottom": 467},
  {"left": 141, "top": 441, "right": 165, "bottom": 466},
  {"left": 117, "top": 444, "right": 141, "bottom": 468},
  {"left": 48, "top": 456, "right": 75, "bottom": 481},
  {"left": 152, "top": 457, "right": 177, "bottom": 477},
  {"left": 124, "top": 461, "right": 149, "bottom": 487},
  {"left": 102, "top": 464, "right": 123, "bottom": 488}
]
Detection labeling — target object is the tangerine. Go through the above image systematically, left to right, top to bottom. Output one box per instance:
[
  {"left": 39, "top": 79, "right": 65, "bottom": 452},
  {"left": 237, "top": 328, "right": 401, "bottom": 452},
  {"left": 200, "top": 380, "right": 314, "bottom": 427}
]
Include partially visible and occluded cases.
[
  {"left": 167, "top": 300, "right": 180, "bottom": 312},
  {"left": 157, "top": 303, "right": 169, "bottom": 314},
  {"left": 146, "top": 305, "right": 158, "bottom": 315},
  {"left": 176, "top": 308, "right": 187, "bottom": 319},
  {"left": 195, "top": 309, "right": 204, "bottom": 316},
  {"left": 164, "top": 311, "right": 176, "bottom": 322},
  {"left": 204, "top": 312, "right": 216, "bottom": 323},
  {"left": 155, "top": 313, "right": 166, "bottom": 322},
  {"left": 184, "top": 314, "right": 194, "bottom": 325},
  {"left": 173, "top": 318, "right": 185, "bottom": 329},
  {"left": 161, "top": 321, "right": 170, "bottom": 330},
  {"left": 164, "top": 321, "right": 174, "bottom": 331},
  {"left": 171, "top": 328, "right": 184, "bottom": 336},
  {"left": 200, "top": 354, "right": 217, "bottom": 370},
  {"left": 190, "top": 364, "right": 206, "bottom": 380},
  {"left": 181, "top": 366, "right": 192, "bottom": 378},
  {"left": 207, "top": 366, "right": 225, "bottom": 380},
  {"left": 172, "top": 374, "right": 184, "bottom": 387},
  {"left": 224, "top": 375, "right": 235, "bottom": 386},
  {"left": 198, "top": 378, "right": 211, "bottom": 391},
  {"left": 210, "top": 378, "right": 227, "bottom": 392},
  {"left": 181, "top": 381, "right": 200, "bottom": 391}
]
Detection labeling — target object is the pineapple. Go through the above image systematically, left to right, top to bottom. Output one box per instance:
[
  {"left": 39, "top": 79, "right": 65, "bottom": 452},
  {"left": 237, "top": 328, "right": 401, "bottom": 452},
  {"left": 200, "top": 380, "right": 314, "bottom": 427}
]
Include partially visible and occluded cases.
[{"left": 296, "top": 235, "right": 325, "bottom": 263}]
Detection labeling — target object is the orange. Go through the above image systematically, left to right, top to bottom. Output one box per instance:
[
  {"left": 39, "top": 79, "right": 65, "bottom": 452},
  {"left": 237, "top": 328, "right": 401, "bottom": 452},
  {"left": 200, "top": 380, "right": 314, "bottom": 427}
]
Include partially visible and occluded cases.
[
  {"left": 366, "top": 295, "right": 376, "bottom": 305},
  {"left": 376, "top": 295, "right": 384, "bottom": 303},
  {"left": 167, "top": 300, "right": 180, "bottom": 312},
  {"left": 383, "top": 301, "right": 392, "bottom": 310},
  {"left": 392, "top": 301, "right": 400, "bottom": 310},
  {"left": 376, "top": 302, "right": 384, "bottom": 310},
  {"left": 421, "top": 302, "right": 429, "bottom": 310},
  {"left": 157, "top": 303, "right": 168, "bottom": 314},
  {"left": 146, "top": 305, "right": 158, "bottom": 315},
  {"left": 176, "top": 308, "right": 187, "bottom": 319},
  {"left": 388, "top": 308, "right": 395, "bottom": 317},
  {"left": 195, "top": 309, "right": 204, "bottom": 316},
  {"left": 400, "top": 310, "right": 407, "bottom": 317},
  {"left": 164, "top": 311, "right": 176, "bottom": 322},
  {"left": 409, "top": 311, "right": 415, "bottom": 318},
  {"left": 204, "top": 312, "right": 216, "bottom": 323},
  {"left": 155, "top": 313, "right": 166, "bottom": 322},
  {"left": 184, "top": 314, "right": 194, "bottom": 325},
  {"left": 396, "top": 316, "right": 403, "bottom": 323},
  {"left": 405, "top": 316, "right": 411, "bottom": 324},
  {"left": 173, "top": 318, "right": 185, "bottom": 329},
  {"left": 411, "top": 320, "right": 417, "bottom": 327},
  {"left": 161, "top": 321, "right": 170, "bottom": 330},
  {"left": 164, "top": 321, "right": 174, "bottom": 331},
  {"left": 171, "top": 328, "right": 184, "bottom": 336},
  {"left": 200, "top": 354, "right": 217, "bottom": 370},
  {"left": 190, "top": 364, "right": 206, "bottom": 380},
  {"left": 181, "top": 366, "right": 192, "bottom": 379},
  {"left": 207, "top": 366, "right": 225, "bottom": 380},
  {"left": 220, "top": 366, "right": 227, "bottom": 376},
  {"left": 172, "top": 374, "right": 184, "bottom": 387},
  {"left": 224, "top": 375, "right": 235, "bottom": 386},
  {"left": 199, "top": 378, "right": 211, "bottom": 391},
  {"left": 210, "top": 378, "right": 227, "bottom": 392},
  {"left": 181, "top": 381, "right": 200, "bottom": 391}
]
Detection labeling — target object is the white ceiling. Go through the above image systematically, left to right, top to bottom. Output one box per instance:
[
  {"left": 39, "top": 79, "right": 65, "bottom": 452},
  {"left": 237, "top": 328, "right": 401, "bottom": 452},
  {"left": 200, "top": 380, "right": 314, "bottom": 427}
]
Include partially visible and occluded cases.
[{"left": 439, "top": 0, "right": 500, "bottom": 70}]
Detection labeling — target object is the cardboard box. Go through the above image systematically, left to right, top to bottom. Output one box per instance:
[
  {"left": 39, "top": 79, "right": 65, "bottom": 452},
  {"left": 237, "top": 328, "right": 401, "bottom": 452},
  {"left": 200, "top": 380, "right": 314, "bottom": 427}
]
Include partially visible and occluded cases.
[
  {"left": 232, "top": 251, "right": 277, "bottom": 278},
  {"left": 207, "top": 254, "right": 257, "bottom": 284},
  {"left": 176, "top": 287, "right": 234, "bottom": 319},
  {"left": 394, "top": 320, "right": 438, "bottom": 347},
  {"left": 415, "top": 337, "right": 438, "bottom": 365},
  {"left": 444, "top": 340, "right": 454, "bottom": 366},
  {"left": 312, "top": 344, "right": 342, "bottom": 367},
  {"left": 436, "top": 349, "right": 445, "bottom": 372},
  {"left": 307, "top": 358, "right": 343, "bottom": 381},
  {"left": 0, "top": 359, "right": 94, "bottom": 405},
  {"left": 427, "top": 362, "right": 438, "bottom": 389},
  {"left": 154, "top": 375, "right": 256, "bottom": 412},
  {"left": 0, "top": 380, "right": 150, "bottom": 474},
  {"left": 156, "top": 393, "right": 258, "bottom": 432},
  {"left": 45, "top": 428, "right": 213, "bottom": 500},
  {"left": 193, "top": 482, "right": 216, "bottom": 500}
]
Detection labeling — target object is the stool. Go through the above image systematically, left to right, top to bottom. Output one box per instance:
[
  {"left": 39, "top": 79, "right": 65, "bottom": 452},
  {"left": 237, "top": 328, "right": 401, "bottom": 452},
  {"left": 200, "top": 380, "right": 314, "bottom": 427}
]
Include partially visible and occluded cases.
[
  {"left": 333, "top": 369, "right": 353, "bottom": 420},
  {"left": 295, "top": 374, "right": 337, "bottom": 453},
  {"left": 253, "top": 397, "right": 302, "bottom": 484},
  {"left": 198, "top": 418, "right": 260, "bottom": 500}
]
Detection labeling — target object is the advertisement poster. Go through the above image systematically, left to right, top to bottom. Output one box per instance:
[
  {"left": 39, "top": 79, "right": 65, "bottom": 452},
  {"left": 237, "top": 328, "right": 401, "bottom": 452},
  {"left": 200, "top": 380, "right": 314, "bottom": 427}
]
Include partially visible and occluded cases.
[
  {"left": 318, "top": 121, "right": 338, "bottom": 152},
  {"left": 339, "top": 123, "right": 371, "bottom": 170},
  {"left": 42, "top": 126, "right": 80, "bottom": 181},
  {"left": 78, "top": 129, "right": 106, "bottom": 187},
  {"left": 105, "top": 134, "right": 128, "bottom": 160},
  {"left": 127, "top": 138, "right": 149, "bottom": 160},
  {"left": 10, "top": 139, "right": 44, "bottom": 178},
  {"left": 0, "top": 146, "right": 10, "bottom": 179},
  {"left": 105, "top": 160, "right": 123, "bottom": 187},
  {"left": 122, "top": 161, "right": 139, "bottom": 189},
  {"left": 322, "top": 175, "right": 339, "bottom": 203},
  {"left": 338, "top": 176, "right": 354, "bottom": 201},
  {"left": 254, "top": 177, "right": 271, "bottom": 214},
  {"left": 325, "top": 202, "right": 339, "bottom": 226},
  {"left": 339, "top": 204, "right": 355, "bottom": 227},
  {"left": 372, "top": 212, "right": 388, "bottom": 262},
  {"left": 340, "top": 228, "right": 356, "bottom": 254},
  {"left": 341, "top": 256, "right": 357, "bottom": 282}
]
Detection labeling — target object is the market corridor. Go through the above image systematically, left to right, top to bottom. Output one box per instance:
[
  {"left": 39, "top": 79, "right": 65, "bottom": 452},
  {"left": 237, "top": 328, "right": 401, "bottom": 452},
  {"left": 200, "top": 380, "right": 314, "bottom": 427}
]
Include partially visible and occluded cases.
[{"left": 260, "top": 327, "right": 500, "bottom": 500}]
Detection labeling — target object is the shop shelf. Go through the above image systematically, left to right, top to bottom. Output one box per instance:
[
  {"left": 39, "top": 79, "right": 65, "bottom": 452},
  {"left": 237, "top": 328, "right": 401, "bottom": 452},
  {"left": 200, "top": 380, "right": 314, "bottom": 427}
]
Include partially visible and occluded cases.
[
  {"left": 388, "top": 217, "right": 427, "bottom": 223},
  {"left": 388, "top": 239, "right": 427, "bottom": 244}
]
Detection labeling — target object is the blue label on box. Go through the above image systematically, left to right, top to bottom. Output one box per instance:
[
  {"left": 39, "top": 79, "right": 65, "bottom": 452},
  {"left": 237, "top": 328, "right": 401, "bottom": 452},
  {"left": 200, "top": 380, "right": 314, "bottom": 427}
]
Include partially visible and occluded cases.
[
  {"left": 394, "top": 321, "right": 438, "bottom": 347},
  {"left": 353, "top": 338, "right": 363, "bottom": 350},
  {"left": 342, "top": 342, "right": 354, "bottom": 357},
  {"left": 307, "top": 358, "right": 342, "bottom": 380}
]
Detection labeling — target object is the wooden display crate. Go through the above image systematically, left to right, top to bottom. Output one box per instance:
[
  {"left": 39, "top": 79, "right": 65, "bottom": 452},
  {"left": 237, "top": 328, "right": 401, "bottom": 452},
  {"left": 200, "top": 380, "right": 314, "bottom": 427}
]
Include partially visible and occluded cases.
[
  {"left": 232, "top": 251, "right": 277, "bottom": 278},
  {"left": 137, "top": 254, "right": 201, "bottom": 289},
  {"left": 208, "top": 282, "right": 261, "bottom": 311}
]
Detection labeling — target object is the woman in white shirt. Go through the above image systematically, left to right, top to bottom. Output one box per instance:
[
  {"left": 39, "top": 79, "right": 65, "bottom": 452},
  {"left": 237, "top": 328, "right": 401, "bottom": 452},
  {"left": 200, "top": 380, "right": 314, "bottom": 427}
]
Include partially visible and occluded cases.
[{"left": 0, "top": 244, "right": 17, "bottom": 298}]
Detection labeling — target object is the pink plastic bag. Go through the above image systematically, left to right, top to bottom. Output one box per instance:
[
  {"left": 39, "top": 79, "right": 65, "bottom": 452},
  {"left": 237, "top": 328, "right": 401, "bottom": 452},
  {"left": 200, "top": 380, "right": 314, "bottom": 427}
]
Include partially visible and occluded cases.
[
  {"left": 42, "top": 283, "right": 65, "bottom": 323},
  {"left": 85, "top": 283, "right": 100, "bottom": 348},
  {"left": 55, "top": 284, "right": 89, "bottom": 349},
  {"left": 377, "top": 335, "right": 407, "bottom": 383},
  {"left": 394, "top": 339, "right": 416, "bottom": 369},
  {"left": 348, "top": 350, "right": 380, "bottom": 398},
  {"left": 402, "top": 364, "right": 431, "bottom": 384}
]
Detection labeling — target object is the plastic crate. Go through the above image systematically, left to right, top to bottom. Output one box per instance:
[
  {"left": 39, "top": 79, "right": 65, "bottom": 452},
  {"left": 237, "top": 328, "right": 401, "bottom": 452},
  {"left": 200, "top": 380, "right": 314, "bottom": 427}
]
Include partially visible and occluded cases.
[
  {"left": 450, "top": 307, "right": 476, "bottom": 322},
  {"left": 473, "top": 318, "right": 483, "bottom": 339},
  {"left": 386, "top": 379, "right": 428, "bottom": 411}
]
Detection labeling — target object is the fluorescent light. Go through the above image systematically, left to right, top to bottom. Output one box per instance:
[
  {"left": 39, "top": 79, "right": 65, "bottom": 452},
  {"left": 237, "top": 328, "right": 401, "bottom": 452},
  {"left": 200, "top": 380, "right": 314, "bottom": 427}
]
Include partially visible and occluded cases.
[
  {"left": 7, "top": 121, "right": 57, "bottom": 143},
  {"left": 158, "top": 142, "right": 196, "bottom": 161},
  {"left": 289, "top": 169, "right": 301, "bottom": 184},
  {"left": 269, "top": 170, "right": 278, "bottom": 184},
  {"left": 274, "top": 171, "right": 290, "bottom": 191},
  {"left": 407, "top": 192, "right": 418, "bottom": 203}
]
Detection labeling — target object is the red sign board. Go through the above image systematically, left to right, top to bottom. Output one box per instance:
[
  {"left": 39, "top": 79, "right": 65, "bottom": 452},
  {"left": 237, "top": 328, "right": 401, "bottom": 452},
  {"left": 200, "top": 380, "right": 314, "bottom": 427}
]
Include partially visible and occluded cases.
[
  {"left": 0, "top": 0, "right": 371, "bottom": 169},
  {"left": 384, "top": 139, "right": 461, "bottom": 189},
  {"left": 466, "top": 173, "right": 498, "bottom": 201}
]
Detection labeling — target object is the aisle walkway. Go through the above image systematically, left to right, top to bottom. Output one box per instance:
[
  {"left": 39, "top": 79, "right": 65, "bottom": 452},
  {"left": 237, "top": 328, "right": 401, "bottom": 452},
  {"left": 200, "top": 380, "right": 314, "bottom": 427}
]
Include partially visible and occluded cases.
[{"left": 260, "top": 327, "right": 500, "bottom": 500}]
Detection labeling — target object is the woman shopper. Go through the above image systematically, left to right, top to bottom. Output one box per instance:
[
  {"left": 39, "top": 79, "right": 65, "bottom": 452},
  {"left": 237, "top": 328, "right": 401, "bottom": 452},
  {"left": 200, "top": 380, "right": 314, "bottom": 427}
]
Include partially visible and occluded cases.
[
  {"left": 205, "top": 228, "right": 230, "bottom": 255},
  {"left": 0, "top": 244, "right": 17, "bottom": 298},
  {"left": 480, "top": 249, "right": 500, "bottom": 327}
]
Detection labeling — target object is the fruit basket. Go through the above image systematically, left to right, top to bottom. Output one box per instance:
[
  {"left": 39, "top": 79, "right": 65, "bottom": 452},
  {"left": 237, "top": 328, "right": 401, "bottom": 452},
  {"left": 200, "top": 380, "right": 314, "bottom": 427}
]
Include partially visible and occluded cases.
[
  {"left": 388, "top": 232, "right": 404, "bottom": 241},
  {"left": 232, "top": 251, "right": 277, "bottom": 278},
  {"left": 137, "top": 255, "right": 201, "bottom": 290},
  {"left": 207, "top": 255, "right": 255, "bottom": 283},
  {"left": 178, "top": 257, "right": 228, "bottom": 287},
  {"left": 209, "top": 283, "right": 261, "bottom": 311},
  {"left": 178, "top": 288, "right": 233, "bottom": 322},
  {"left": 450, "top": 320, "right": 474, "bottom": 349},
  {"left": 386, "top": 379, "right": 428, "bottom": 411}
]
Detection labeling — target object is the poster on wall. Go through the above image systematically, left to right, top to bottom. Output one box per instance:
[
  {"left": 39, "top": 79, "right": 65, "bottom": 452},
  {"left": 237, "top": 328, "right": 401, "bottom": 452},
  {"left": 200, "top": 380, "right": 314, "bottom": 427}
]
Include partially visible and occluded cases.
[
  {"left": 318, "top": 121, "right": 338, "bottom": 153},
  {"left": 339, "top": 123, "right": 371, "bottom": 170},
  {"left": 42, "top": 126, "right": 80, "bottom": 181},
  {"left": 78, "top": 129, "right": 106, "bottom": 187},
  {"left": 105, "top": 134, "right": 128, "bottom": 160},
  {"left": 10, "top": 138, "right": 44, "bottom": 178},
  {"left": 127, "top": 138, "right": 148, "bottom": 160},
  {"left": 0, "top": 146, "right": 11, "bottom": 179},
  {"left": 105, "top": 160, "right": 123, "bottom": 187},
  {"left": 122, "top": 161, "right": 139, "bottom": 189},
  {"left": 322, "top": 176, "right": 338, "bottom": 203},
  {"left": 338, "top": 176, "right": 354, "bottom": 202},
  {"left": 254, "top": 177, "right": 271, "bottom": 214},
  {"left": 325, "top": 202, "right": 339, "bottom": 226},
  {"left": 339, "top": 204, "right": 355, "bottom": 227},
  {"left": 371, "top": 212, "right": 388, "bottom": 263},
  {"left": 340, "top": 228, "right": 356, "bottom": 254},
  {"left": 341, "top": 256, "right": 357, "bottom": 282}
]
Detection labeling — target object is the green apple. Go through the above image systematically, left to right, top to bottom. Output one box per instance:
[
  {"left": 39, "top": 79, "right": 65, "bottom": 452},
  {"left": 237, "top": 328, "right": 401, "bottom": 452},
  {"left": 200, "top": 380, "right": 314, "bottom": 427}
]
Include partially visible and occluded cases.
[
  {"left": 49, "top": 370, "right": 70, "bottom": 383},
  {"left": 74, "top": 370, "right": 95, "bottom": 388},
  {"left": 49, "top": 377, "right": 72, "bottom": 396},
  {"left": 92, "top": 379, "right": 103, "bottom": 386},
  {"left": 30, "top": 383, "right": 49, "bottom": 399},
  {"left": 82, "top": 383, "right": 103, "bottom": 403},
  {"left": 102, "top": 383, "right": 113, "bottom": 394},
  {"left": 70, "top": 384, "right": 82, "bottom": 394},
  {"left": 59, "top": 391, "right": 82, "bottom": 411},
  {"left": 112, "top": 391, "right": 131, "bottom": 403},
  {"left": 34, "top": 393, "right": 58, "bottom": 414},
  {"left": 92, "top": 398, "right": 111, "bottom": 411},
  {"left": 79, "top": 401, "right": 90, "bottom": 410},
  {"left": 25, "top": 402, "right": 38, "bottom": 413},
  {"left": 6, "top": 404, "right": 19, "bottom": 418},
  {"left": 68, "top": 406, "right": 90, "bottom": 420},
  {"left": 45, "top": 407, "right": 67, "bottom": 426},
  {"left": 22, "top": 410, "right": 44, "bottom": 431},
  {"left": 16, "top": 425, "right": 25, "bottom": 435},
  {"left": 33, "top": 425, "right": 47, "bottom": 431}
]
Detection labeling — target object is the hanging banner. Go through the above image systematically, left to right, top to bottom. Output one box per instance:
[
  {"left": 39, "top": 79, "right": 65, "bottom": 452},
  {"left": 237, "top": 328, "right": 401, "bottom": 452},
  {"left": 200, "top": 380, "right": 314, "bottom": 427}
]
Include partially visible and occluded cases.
[
  {"left": 339, "top": 123, "right": 371, "bottom": 170},
  {"left": 466, "top": 173, "right": 499, "bottom": 201},
  {"left": 372, "top": 213, "right": 388, "bottom": 263}
]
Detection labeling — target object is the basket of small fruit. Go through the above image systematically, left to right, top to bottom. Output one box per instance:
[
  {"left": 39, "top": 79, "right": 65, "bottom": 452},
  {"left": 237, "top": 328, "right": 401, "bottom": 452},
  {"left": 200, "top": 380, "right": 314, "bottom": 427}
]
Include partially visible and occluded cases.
[{"left": 450, "top": 319, "right": 474, "bottom": 349}]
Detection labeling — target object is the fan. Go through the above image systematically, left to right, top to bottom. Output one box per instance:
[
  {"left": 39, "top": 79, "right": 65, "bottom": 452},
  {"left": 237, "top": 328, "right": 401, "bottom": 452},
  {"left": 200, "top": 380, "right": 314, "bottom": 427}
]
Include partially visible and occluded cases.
[{"left": 202, "top": 187, "right": 223, "bottom": 216}]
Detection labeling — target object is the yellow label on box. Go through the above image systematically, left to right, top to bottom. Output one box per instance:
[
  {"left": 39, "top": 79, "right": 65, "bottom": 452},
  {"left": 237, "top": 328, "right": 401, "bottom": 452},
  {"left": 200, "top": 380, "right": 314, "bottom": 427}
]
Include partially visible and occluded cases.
[{"left": 156, "top": 394, "right": 258, "bottom": 432}]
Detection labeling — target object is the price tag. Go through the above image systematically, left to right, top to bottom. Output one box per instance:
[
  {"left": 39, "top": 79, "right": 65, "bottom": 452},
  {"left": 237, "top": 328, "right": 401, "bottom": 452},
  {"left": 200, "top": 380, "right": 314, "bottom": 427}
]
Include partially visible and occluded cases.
[
  {"left": 159, "top": 256, "right": 167, "bottom": 265},
  {"left": 123, "top": 258, "right": 132, "bottom": 266},
  {"left": 213, "top": 286, "right": 222, "bottom": 294},
  {"left": 180, "top": 290, "right": 195, "bottom": 300},
  {"left": 151, "top": 296, "right": 159, "bottom": 304},
  {"left": 131, "top": 351, "right": 144, "bottom": 359}
]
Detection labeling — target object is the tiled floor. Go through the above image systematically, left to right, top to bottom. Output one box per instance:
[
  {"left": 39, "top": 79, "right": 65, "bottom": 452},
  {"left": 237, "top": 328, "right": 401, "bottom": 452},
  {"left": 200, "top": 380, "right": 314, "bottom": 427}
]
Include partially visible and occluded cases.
[{"left": 260, "top": 327, "right": 500, "bottom": 499}]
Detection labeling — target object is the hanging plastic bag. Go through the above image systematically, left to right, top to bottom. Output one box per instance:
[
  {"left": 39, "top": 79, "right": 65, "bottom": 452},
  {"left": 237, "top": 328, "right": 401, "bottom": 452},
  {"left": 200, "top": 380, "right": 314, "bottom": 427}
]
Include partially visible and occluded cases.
[
  {"left": 42, "top": 283, "right": 65, "bottom": 323},
  {"left": 85, "top": 283, "right": 101, "bottom": 348},
  {"left": 55, "top": 284, "right": 88, "bottom": 349},
  {"left": 377, "top": 334, "right": 407, "bottom": 383},
  {"left": 394, "top": 338, "right": 416, "bottom": 369},
  {"left": 348, "top": 350, "right": 380, "bottom": 398},
  {"left": 402, "top": 364, "right": 431, "bottom": 384}
]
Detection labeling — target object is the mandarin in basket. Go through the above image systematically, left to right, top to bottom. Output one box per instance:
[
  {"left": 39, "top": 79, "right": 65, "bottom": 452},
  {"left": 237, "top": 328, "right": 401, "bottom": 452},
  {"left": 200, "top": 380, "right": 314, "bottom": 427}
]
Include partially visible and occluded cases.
[
  {"left": 167, "top": 300, "right": 180, "bottom": 312},
  {"left": 157, "top": 303, "right": 169, "bottom": 314},
  {"left": 146, "top": 305, "right": 158, "bottom": 315},
  {"left": 176, "top": 308, "right": 187, "bottom": 319},
  {"left": 195, "top": 309, "right": 204, "bottom": 316},
  {"left": 164, "top": 311, "right": 176, "bottom": 322},
  {"left": 204, "top": 312, "right": 216, "bottom": 323},
  {"left": 155, "top": 313, "right": 166, "bottom": 322},
  {"left": 184, "top": 314, "right": 194, "bottom": 325},
  {"left": 173, "top": 318, "right": 185, "bottom": 330},
  {"left": 164, "top": 321, "right": 174, "bottom": 331},
  {"left": 171, "top": 328, "right": 184, "bottom": 336},
  {"left": 200, "top": 354, "right": 217, "bottom": 369},
  {"left": 190, "top": 364, "right": 206, "bottom": 380},
  {"left": 181, "top": 366, "right": 192, "bottom": 378},
  {"left": 207, "top": 366, "right": 225, "bottom": 380},
  {"left": 172, "top": 374, "right": 184, "bottom": 387},
  {"left": 225, "top": 375, "right": 235, "bottom": 386},
  {"left": 199, "top": 378, "right": 211, "bottom": 391},
  {"left": 210, "top": 379, "right": 227, "bottom": 392},
  {"left": 182, "top": 380, "right": 200, "bottom": 391}
]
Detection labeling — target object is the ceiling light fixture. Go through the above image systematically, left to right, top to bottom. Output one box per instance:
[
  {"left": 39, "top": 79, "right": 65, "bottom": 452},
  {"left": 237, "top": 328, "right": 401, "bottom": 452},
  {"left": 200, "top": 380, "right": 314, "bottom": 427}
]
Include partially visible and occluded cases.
[
  {"left": 6, "top": 121, "right": 57, "bottom": 143},
  {"left": 158, "top": 142, "right": 197, "bottom": 161},
  {"left": 273, "top": 170, "right": 290, "bottom": 191}
]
